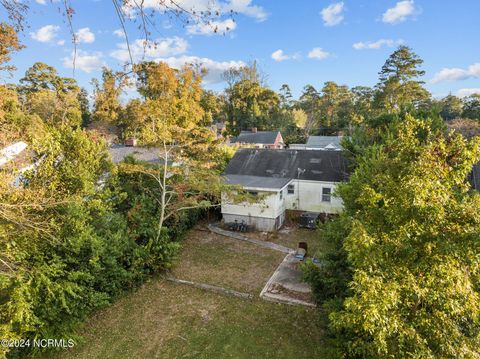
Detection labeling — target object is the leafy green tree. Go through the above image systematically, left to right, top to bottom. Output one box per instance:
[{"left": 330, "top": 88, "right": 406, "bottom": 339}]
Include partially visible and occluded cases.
[
  {"left": 0, "top": 22, "right": 23, "bottom": 77},
  {"left": 374, "top": 46, "right": 430, "bottom": 112},
  {"left": 19, "top": 62, "right": 82, "bottom": 128},
  {"left": 19, "top": 62, "right": 78, "bottom": 94},
  {"left": 119, "top": 62, "right": 229, "bottom": 239},
  {"left": 223, "top": 63, "right": 280, "bottom": 134},
  {"left": 92, "top": 68, "right": 124, "bottom": 125},
  {"left": 318, "top": 81, "right": 353, "bottom": 132},
  {"left": 279, "top": 83, "right": 294, "bottom": 109},
  {"left": 298, "top": 84, "right": 321, "bottom": 133},
  {"left": 351, "top": 86, "right": 375, "bottom": 124},
  {"left": 78, "top": 88, "right": 91, "bottom": 128},
  {"left": 200, "top": 89, "right": 225, "bottom": 125},
  {"left": 440, "top": 94, "right": 463, "bottom": 121},
  {"left": 462, "top": 94, "right": 480, "bottom": 120},
  {"left": 330, "top": 115, "right": 480, "bottom": 358}
]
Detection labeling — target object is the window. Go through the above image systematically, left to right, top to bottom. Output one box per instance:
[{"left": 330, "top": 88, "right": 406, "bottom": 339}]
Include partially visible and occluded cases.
[
  {"left": 287, "top": 184, "right": 295, "bottom": 194},
  {"left": 322, "top": 187, "right": 331, "bottom": 202},
  {"left": 279, "top": 190, "right": 283, "bottom": 200},
  {"left": 248, "top": 191, "right": 258, "bottom": 196}
]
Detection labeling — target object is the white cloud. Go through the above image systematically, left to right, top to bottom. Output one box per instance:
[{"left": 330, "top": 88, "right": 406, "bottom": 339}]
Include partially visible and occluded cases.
[
  {"left": 122, "top": 0, "right": 267, "bottom": 22},
  {"left": 222, "top": 0, "right": 267, "bottom": 22},
  {"left": 382, "top": 0, "right": 417, "bottom": 24},
  {"left": 321, "top": 2, "right": 344, "bottom": 27},
  {"left": 186, "top": 18, "right": 236, "bottom": 35},
  {"left": 30, "top": 25, "right": 60, "bottom": 43},
  {"left": 75, "top": 27, "right": 95, "bottom": 44},
  {"left": 113, "top": 29, "right": 126, "bottom": 38},
  {"left": 110, "top": 37, "right": 188, "bottom": 62},
  {"left": 57, "top": 39, "right": 65, "bottom": 46},
  {"left": 353, "top": 39, "right": 403, "bottom": 50},
  {"left": 308, "top": 47, "right": 330, "bottom": 60},
  {"left": 271, "top": 49, "right": 289, "bottom": 62},
  {"left": 271, "top": 49, "right": 299, "bottom": 62},
  {"left": 63, "top": 50, "right": 105, "bottom": 73},
  {"left": 153, "top": 55, "right": 245, "bottom": 84},
  {"left": 431, "top": 63, "right": 480, "bottom": 84},
  {"left": 456, "top": 88, "right": 480, "bottom": 98}
]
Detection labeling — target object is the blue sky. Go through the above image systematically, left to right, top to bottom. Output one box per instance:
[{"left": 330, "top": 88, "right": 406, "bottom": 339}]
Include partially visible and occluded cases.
[{"left": 4, "top": 0, "right": 480, "bottom": 99}]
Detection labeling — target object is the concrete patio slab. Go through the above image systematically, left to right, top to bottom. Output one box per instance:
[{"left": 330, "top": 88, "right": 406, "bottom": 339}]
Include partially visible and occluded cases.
[{"left": 260, "top": 254, "right": 315, "bottom": 307}]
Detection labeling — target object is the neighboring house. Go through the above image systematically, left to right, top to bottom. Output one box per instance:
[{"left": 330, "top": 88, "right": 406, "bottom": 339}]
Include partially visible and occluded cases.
[
  {"left": 231, "top": 128, "right": 285, "bottom": 149},
  {"left": 289, "top": 136, "right": 344, "bottom": 151},
  {"left": 306, "top": 136, "right": 343, "bottom": 150},
  {"left": 0, "top": 141, "right": 42, "bottom": 187},
  {"left": 0, "top": 141, "right": 28, "bottom": 167},
  {"left": 108, "top": 144, "right": 178, "bottom": 179},
  {"left": 109, "top": 144, "right": 163, "bottom": 164},
  {"left": 222, "top": 148, "right": 349, "bottom": 231}
]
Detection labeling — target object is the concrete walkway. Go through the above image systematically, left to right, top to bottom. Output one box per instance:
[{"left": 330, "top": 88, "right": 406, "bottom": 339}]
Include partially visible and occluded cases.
[
  {"left": 208, "top": 223, "right": 314, "bottom": 307},
  {"left": 208, "top": 224, "right": 294, "bottom": 254},
  {"left": 260, "top": 254, "right": 315, "bottom": 307}
]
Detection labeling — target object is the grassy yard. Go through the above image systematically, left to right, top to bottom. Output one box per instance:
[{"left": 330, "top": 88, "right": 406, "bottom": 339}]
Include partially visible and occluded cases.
[
  {"left": 45, "top": 225, "right": 331, "bottom": 359},
  {"left": 243, "top": 225, "right": 332, "bottom": 257},
  {"left": 171, "top": 227, "right": 285, "bottom": 293}
]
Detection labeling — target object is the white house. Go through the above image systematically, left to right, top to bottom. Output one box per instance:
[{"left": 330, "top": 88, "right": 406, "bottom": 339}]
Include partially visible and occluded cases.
[{"left": 221, "top": 149, "right": 349, "bottom": 231}]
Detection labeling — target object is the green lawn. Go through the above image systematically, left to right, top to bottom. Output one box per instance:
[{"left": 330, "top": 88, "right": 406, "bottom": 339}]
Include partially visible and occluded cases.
[
  {"left": 45, "top": 226, "right": 331, "bottom": 359},
  {"left": 244, "top": 226, "right": 332, "bottom": 257},
  {"left": 171, "top": 228, "right": 285, "bottom": 293}
]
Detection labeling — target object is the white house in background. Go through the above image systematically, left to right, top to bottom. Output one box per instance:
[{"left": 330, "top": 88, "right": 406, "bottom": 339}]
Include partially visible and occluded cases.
[
  {"left": 290, "top": 136, "right": 344, "bottom": 151},
  {"left": 0, "top": 141, "right": 28, "bottom": 167},
  {"left": 0, "top": 141, "right": 42, "bottom": 186},
  {"left": 222, "top": 148, "right": 349, "bottom": 231}
]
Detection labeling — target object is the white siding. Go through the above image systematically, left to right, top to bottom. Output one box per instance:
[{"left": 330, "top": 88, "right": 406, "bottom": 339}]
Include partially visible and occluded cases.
[
  {"left": 221, "top": 179, "right": 344, "bottom": 231},
  {"left": 284, "top": 180, "right": 343, "bottom": 214},
  {"left": 221, "top": 187, "right": 287, "bottom": 220}
]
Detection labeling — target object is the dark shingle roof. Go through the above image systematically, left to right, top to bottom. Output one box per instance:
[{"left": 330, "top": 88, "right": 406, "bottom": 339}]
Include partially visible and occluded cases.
[
  {"left": 231, "top": 131, "right": 280, "bottom": 145},
  {"left": 109, "top": 145, "right": 162, "bottom": 164},
  {"left": 224, "top": 149, "right": 349, "bottom": 183},
  {"left": 225, "top": 174, "right": 291, "bottom": 190}
]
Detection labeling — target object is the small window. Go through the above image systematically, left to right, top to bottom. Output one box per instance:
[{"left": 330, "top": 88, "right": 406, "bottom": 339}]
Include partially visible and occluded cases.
[
  {"left": 287, "top": 184, "right": 295, "bottom": 194},
  {"left": 322, "top": 187, "right": 331, "bottom": 202},
  {"left": 279, "top": 190, "right": 283, "bottom": 200},
  {"left": 248, "top": 191, "right": 258, "bottom": 196}
]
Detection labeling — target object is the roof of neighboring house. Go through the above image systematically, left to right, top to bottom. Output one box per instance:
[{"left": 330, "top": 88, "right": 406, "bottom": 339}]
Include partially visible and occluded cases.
[
  {"left": 231, "top": 131, "right": 282, "bottom": 145},
  {"left": 306, "top": 136, "right": 343, "bottom": 149},
  {"left": 0, "top": 141, "right": 28, "bottom": 167},
  {"left": 109, "top": 145, "right": 162, "bottom": 164},
  {"left": 224, "top": 148, "right": 349, "bottom": 183},
  {"left": 470, "top": 162, "right": 480, "bottom": 191},
  {"left": 225, "top": 174, "right": 291, "bottom": 190}
]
